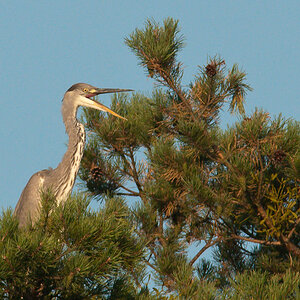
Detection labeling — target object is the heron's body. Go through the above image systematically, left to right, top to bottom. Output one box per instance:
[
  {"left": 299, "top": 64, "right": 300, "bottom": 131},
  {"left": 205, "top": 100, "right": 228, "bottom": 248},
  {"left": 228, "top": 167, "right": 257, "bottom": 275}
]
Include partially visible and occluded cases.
[{"left": 14, "top": 83, "right": 130, "bottom": 227}]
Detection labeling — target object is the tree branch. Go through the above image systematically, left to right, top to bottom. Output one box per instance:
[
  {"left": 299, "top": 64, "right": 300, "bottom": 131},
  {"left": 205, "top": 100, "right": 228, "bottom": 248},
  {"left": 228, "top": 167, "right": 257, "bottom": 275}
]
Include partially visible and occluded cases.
[
  {"left": 128, "top": 147, "right": 143, "bottom": 194},
  {"left": 116, "top": 192, "right": 140, "bottom": 197},
  {"left": 288, "top": 217, "right": 300, "bottom": 239},
  {"left": 230, "top": 234, "right": 281, "bottom": 246},
  {"left": 189, "top": 238, "right": 219, "bottom": 266},
  {"left": 143, "top": 259, "right": 160, "bottom": 273}
]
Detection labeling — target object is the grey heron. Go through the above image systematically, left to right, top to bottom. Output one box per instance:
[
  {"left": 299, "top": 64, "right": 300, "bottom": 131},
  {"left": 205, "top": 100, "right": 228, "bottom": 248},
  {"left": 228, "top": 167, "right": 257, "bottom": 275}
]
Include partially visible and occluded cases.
[{"left": 14, "top": 83, "right": 131, "bottom": 227}]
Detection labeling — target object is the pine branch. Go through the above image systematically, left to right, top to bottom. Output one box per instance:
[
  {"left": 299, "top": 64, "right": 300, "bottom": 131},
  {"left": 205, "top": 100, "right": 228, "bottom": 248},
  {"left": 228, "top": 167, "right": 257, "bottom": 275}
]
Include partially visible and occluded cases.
[
  {"left": 128, "top": 147, "right": 143, "bottom": 194},
  {"left": 116, "top": 192, "right": 140, "bottom": 197},
  {"left": 288, "top": 217, "right": 300, "bottom": 239},
  {"left": 230, "top": 234, "right": 281, "bottom": 246},
  {"left": 189, "top": 238, "right": 220, "bottom": 266},
  {"left": 143, "top": 259, "right": 160, "bottom": 273}
]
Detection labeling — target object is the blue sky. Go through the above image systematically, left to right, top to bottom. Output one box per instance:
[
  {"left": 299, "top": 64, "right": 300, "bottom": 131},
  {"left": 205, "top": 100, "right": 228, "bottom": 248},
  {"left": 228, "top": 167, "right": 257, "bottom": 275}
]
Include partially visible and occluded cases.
[{"left": 1, "top": 1, "right": 299, "bottom": 214}]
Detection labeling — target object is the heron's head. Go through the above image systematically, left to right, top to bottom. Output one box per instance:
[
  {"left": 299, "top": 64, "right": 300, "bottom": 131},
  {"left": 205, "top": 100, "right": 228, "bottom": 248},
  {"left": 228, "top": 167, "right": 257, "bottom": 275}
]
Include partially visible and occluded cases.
[{"left": 65, "top": 83, "right": 131, "bottom": 120}]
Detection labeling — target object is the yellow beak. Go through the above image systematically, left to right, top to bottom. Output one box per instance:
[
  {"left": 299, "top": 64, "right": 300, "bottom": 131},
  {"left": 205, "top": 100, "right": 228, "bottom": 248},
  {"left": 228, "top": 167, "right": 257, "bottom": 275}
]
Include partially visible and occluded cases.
[{"left": 89, "top": 99, "right": 127, "bottom": 120}]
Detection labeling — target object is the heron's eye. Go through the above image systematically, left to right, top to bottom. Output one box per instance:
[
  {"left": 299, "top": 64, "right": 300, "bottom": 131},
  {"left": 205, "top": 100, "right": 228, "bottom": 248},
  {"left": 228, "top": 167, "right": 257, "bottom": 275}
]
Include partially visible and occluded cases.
[{"left": 83, "top": 88, "right": 88, "bottom": 92}]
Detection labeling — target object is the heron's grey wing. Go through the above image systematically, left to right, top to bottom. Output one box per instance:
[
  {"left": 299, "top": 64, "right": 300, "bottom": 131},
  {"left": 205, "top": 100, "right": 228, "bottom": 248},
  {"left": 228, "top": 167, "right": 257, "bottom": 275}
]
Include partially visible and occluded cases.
[{"left": 14, "top": 170, "right": 49, "bottom": 227}]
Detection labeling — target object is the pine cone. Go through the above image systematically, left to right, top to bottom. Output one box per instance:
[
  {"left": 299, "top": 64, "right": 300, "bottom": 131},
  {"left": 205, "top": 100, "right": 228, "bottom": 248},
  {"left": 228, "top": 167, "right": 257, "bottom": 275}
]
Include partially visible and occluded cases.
[
  {"left": 205, "top": 63, "right": 217, "bottom": 77},
  {"left": 271, "top": 150, "right": 286, "bottom": 165},
  {"left": 90, "top": 166, "right": 103, "bottom": 181}
]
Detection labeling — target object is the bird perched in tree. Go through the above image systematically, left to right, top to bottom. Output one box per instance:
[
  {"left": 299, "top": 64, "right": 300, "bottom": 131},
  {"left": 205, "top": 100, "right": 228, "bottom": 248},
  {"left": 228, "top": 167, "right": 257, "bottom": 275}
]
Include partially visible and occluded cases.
[{"left": 14, "top": 83, "right": 131, "bottom": 227}]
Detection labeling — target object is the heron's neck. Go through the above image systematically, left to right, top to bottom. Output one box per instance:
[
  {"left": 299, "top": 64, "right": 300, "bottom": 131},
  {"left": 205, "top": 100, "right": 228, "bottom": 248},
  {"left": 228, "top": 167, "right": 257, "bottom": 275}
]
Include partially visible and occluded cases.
[{"left": 53, "top": 101, "right": 85, "bottom": 202}]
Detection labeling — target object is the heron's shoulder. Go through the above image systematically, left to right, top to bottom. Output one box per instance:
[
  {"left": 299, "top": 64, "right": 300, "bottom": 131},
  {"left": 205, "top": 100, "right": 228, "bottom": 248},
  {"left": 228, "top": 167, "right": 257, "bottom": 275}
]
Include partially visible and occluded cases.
[
  {"left": 39, "top": 168, "right": 53, "bottom": 177},
  {"left": 29, "top": 169, "right": 52, "bottom": 181}
]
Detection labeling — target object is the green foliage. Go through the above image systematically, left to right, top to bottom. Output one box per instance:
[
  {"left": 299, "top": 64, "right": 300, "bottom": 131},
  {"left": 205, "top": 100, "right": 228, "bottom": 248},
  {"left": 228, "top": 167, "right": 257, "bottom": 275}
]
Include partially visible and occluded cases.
[
  {"left": 78, "top": 17, "right": 300, "bottom": 296},
  {"left": 125, "top": 18, "right": 184, "bottom": 80},
  {"left": 192, "top": 58, "right": 252, "bottom": 119},
  {"left": 227, "top": 64, "right": 252, "bottom": 114},
  {"left": 217, "top": 110, "right": 300, "bottom": 241},
  {"left": 261, "top": 178, "right": 299, "bottom": 239},
  {"left": 0, "top": 194, "right": 145, "bottom": 299},
  {"left": 223, "top": 270, "right": 300, "bottom": 300}
]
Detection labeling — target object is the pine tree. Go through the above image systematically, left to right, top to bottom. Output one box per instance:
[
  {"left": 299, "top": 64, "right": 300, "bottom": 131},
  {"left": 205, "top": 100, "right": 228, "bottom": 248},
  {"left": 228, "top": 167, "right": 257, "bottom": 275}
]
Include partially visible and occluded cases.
[
  {"left": 79, "top": 18, "right": 299, "bottom": 297},
  {"left": 0, "top": 193, "right": 147, "bottom": 299}
]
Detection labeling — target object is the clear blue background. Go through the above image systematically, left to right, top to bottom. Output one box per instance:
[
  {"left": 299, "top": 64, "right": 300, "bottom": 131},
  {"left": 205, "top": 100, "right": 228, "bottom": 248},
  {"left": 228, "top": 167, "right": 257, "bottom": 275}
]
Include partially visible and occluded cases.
[{"left": 1, "top": 1, "right": 299, "bottom": 215}]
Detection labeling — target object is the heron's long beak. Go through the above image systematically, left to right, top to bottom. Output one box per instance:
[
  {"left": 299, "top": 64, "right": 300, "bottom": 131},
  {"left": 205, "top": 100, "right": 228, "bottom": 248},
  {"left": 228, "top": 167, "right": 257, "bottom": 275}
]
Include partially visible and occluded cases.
[
  {"left": 85, "top": 88, "right": 132, "bottom": 120},
  {"left": 93, "top": 88, "right": 133, "bottom": 95}
]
